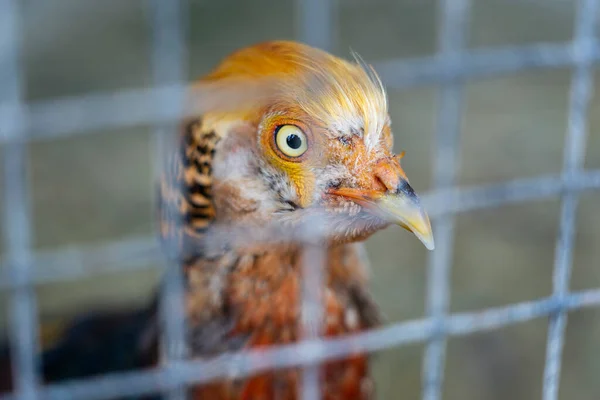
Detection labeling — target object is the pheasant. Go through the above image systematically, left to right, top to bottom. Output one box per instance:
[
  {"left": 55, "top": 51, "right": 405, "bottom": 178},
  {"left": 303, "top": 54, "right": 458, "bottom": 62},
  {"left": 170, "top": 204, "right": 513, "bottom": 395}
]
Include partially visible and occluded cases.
[
  {"left": 0, "top": 40, "right": 433, "bottom": 400},
  {"left": 159, "top": 40, "right": 434, "bottom": 399}
]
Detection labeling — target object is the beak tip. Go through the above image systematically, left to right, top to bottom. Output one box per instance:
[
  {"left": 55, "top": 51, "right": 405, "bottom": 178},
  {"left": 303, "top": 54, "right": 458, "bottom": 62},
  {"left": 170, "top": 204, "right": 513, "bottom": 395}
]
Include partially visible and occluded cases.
[
  {"left": 409, "top": 211, "right": 435, "bottom": 251},
  {"left": 420, "top": 220, "right": 435, "bottom": 251},
  {"left": 413, "top": 225, "right": 435, "bottom": 251},
  {"left": 421, "top": 236, "right": 435, "bottom": 251}
]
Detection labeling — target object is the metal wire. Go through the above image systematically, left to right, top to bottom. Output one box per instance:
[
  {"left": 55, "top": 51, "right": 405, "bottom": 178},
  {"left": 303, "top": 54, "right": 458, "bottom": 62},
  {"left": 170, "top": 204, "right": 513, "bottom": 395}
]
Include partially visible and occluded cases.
[
  {"left": 1, "top": 0, "right": 600, "bottom": 399},
  {"left": 147, "top": 0, "right": 189, "bottom": 399},
  {"left": 295, "top": 0, "right": 334, "bottom": 397},
  {"left": 1, "top": 1, "right": 40, "bottom": 399},
  {"left": 422, "top": 1, "right": 470, "bottom": 399},
  {"left": 543, "top": 1, "right": 599, "bottom": 399},
  {"left": 0, "top": 42, "right": 598, "bottom": 144},
  {"left": 0, "top": 169, "right": 598, "bottom": 292},
  {"left": 1, "top": 169, "right": 600, "bottom": 290},
  {"left": 300, "top": 243, "right": 327, "bottom": 400},
  {"left": 2, "top": 288, "right": 600, "bottom": 400}
]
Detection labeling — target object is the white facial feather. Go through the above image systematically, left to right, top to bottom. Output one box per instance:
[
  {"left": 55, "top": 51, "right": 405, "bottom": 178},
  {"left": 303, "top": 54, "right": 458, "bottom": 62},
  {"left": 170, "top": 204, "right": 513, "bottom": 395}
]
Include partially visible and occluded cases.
[
  {"left": 277, "top": 49, "right": 389, "bottom": 152},
  {"left": 350, "top": 51, "right": 389, "bottom": 150},
  {"left": 212, "top": 141, "right": 279, "bottom": 212},
  {"left": 212, "top": 146, "right": 254, "bottom": 181},
  {"left": 312, "top": 163, "right": 355, "bottom": 203}
]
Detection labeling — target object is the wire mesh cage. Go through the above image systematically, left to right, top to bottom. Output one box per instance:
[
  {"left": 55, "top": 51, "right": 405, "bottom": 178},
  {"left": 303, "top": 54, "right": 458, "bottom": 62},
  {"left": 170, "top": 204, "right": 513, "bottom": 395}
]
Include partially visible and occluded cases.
[{"left": 1, "top": 0, "right": 600, "bottom": 399}]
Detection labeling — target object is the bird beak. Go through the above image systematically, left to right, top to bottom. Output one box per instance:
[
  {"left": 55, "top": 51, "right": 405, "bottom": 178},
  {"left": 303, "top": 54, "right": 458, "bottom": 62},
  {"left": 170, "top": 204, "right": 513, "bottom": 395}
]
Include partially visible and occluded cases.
[{"left": 329, "top": 181, "right": 435, "bottom": 250}]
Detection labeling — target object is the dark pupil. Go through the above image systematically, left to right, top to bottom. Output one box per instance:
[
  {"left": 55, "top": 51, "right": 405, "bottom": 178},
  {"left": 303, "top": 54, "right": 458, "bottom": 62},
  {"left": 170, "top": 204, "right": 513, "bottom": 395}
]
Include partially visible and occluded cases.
[{"left": 286, "top": 134, "right": 302, "bottom": 150}]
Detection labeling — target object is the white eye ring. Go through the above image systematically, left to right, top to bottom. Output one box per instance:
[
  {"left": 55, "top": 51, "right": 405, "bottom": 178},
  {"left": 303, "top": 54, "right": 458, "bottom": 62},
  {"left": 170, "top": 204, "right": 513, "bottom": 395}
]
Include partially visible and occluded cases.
[{"left": 275, "top": 125, "right": 308, "bottom": 158}]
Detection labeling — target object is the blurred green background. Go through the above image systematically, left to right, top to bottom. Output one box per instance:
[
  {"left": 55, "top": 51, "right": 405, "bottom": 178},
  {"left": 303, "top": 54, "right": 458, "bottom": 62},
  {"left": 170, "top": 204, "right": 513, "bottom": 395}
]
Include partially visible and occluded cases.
[{"left": 1, "top": 0, "right": 600, "bottom": 399}]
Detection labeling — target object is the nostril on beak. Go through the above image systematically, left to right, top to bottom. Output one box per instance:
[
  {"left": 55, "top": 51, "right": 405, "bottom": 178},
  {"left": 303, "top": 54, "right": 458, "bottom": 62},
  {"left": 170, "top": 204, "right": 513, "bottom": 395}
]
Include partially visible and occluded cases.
[
  {"left": 374, "top": 161, "right": 400, "bottom": 192},
  {"left": 396, "top": 179, "right": 417, "bottom": 200}
]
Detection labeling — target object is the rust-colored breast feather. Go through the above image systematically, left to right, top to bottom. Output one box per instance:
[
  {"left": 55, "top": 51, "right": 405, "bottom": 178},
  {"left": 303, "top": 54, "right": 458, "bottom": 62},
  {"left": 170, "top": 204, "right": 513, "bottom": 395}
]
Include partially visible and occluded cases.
[{"left": 184, "top": 245, "right": 380, "bottom": 400}]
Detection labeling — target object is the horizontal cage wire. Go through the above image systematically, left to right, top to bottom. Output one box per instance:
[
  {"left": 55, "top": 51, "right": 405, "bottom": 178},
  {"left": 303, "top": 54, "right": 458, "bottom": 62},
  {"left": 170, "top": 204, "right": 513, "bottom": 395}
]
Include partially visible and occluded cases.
[{"left": 1, "top": 0, "right": 600, "bottom": 400}]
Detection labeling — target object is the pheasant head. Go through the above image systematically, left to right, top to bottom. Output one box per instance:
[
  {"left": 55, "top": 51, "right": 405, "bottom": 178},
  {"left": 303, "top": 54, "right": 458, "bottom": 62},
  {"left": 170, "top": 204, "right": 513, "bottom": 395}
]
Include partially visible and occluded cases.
[{"left": 164, "top": 40, "right": 434, "bottom": 253}]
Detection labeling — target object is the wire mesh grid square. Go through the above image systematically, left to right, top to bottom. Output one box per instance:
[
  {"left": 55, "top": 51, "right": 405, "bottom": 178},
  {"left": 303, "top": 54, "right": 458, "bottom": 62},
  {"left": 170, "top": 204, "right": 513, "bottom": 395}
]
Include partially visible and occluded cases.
[{"left": 1, "top": 0, "right": 600, "bottom": 399}]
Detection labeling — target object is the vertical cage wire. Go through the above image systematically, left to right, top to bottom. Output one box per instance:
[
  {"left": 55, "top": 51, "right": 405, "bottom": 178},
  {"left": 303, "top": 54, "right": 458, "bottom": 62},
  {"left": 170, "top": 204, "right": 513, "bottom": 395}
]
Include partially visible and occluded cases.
[
  {"left": 1, "top": 0, "right": 40, "bottom": 399},
  {"left": 147, "top": 0, "right": 189, "bottom": 398},
  {"left": 294, "top": 0, "right": 335, "bottom": 398},
  {"left": 295, "top": 0, "right": 336, "bottom": 53},
  {"left": 542, "top": 0, "right": 599, "bottom": 399},
  {"left": 422, "top": 1, "right": 470, "bottom": 400},
  {"left": 300, "top": 242, "right": 327, "bottom": 400}
]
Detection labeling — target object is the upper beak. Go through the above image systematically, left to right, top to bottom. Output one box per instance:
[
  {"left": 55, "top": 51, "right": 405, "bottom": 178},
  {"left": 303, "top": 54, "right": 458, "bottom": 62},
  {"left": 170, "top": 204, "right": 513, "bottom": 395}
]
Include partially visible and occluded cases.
[{"left": 329, "top": 180, "right": 435, "bottom": 250}]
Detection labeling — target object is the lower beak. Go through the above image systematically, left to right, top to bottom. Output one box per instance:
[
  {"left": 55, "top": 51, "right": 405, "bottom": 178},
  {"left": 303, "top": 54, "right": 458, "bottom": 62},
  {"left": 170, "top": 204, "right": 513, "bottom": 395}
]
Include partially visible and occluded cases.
[{"left": 329, "top": 181, "right": 435, "bottom": 250}]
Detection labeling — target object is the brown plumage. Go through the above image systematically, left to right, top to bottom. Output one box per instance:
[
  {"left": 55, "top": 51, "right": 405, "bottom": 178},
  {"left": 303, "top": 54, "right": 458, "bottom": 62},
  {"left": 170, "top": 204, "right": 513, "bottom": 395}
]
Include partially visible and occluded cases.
[{"left": 157, "top": 40, "right": 434, "bottom": 399}]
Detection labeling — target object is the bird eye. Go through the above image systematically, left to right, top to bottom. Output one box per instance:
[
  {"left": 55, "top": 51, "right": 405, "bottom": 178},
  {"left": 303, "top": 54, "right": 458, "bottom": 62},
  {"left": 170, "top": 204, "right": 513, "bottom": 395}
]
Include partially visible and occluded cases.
[{"left": 274, "top": 125, "right": 308, "bottom": 158}]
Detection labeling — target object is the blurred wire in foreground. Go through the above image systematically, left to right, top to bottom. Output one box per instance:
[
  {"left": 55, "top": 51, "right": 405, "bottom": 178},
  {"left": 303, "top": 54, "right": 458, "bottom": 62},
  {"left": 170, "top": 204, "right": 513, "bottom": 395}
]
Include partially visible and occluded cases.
[{"left": 1, "top": 0, "right": 600, "bottom": 400}]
